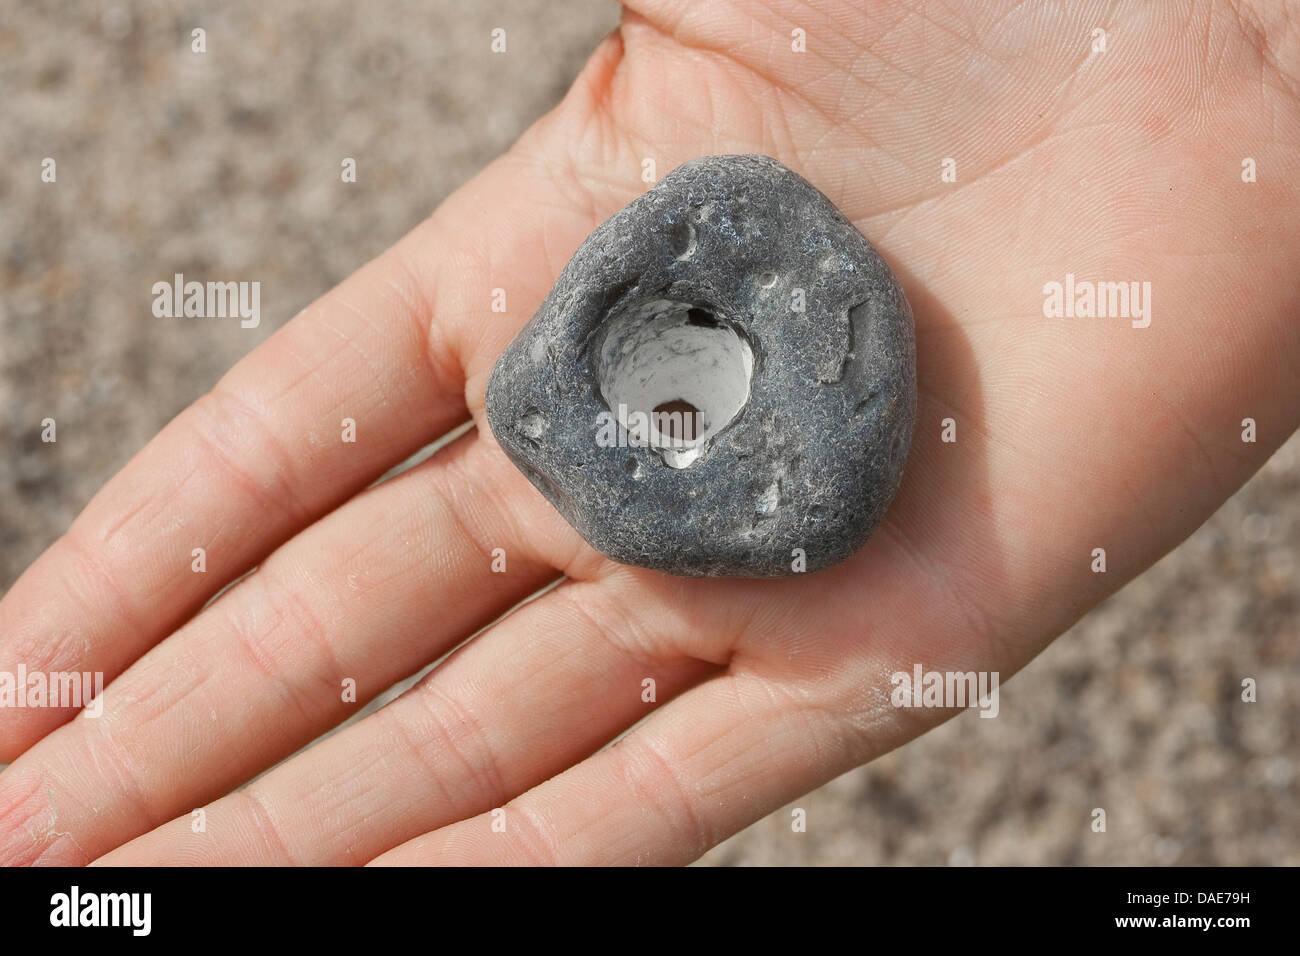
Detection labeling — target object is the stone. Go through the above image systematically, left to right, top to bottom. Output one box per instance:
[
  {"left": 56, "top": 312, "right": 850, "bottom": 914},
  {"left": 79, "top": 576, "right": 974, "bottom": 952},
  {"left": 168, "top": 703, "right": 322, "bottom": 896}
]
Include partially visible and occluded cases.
[{"left": 485, "top": 154, "right": 916, "bottom": 577}]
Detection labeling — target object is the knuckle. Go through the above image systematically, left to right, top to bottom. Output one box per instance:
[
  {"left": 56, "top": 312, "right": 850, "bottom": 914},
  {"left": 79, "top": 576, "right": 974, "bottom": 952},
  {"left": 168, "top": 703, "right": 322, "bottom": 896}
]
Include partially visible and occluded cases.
[
  {"left": 191, "top": 386, "right": 310, "bottom": 526},
  {"left": 223, "top": 571, "right": 340, "bottom": 723},
  {"left": 398, "top": 680, "right": 509, "bottom": 809},
  {"left": 618, "top": 732, "right": 712, "bottom": 862}
]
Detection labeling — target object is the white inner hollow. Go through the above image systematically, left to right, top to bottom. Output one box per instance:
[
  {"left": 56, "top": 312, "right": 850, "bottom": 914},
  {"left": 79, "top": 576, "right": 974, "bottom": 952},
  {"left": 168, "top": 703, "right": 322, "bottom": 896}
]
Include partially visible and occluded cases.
[{"left": 596, "top": 298, "right": 753, "bottom": 469}]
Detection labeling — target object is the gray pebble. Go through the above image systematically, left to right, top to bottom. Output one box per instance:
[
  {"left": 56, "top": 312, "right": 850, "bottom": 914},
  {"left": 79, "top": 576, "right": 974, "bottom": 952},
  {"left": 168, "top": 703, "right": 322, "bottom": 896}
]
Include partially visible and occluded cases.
[{"left": 486, "top": 154, "right": 916, "bottom": 577}]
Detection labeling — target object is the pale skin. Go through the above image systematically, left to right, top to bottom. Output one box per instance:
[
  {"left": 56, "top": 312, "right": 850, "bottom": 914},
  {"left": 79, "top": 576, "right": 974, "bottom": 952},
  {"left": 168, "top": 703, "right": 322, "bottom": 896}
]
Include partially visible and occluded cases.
[{"left": 1, "top": 0, "right": 1298, "bottom": 865}]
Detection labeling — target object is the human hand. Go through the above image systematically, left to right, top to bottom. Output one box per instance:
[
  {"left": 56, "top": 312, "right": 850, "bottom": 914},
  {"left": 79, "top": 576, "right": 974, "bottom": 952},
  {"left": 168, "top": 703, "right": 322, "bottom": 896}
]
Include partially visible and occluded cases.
[{"left": 2, "top": 0, "right": 1298, "bottom": 865}]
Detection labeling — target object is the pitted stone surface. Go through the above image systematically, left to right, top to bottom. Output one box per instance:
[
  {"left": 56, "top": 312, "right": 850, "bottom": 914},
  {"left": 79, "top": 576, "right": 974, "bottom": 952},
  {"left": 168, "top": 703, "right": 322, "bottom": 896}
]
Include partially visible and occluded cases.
[{"left": 486, "top": 154, "right": 916, "bottom": 577}]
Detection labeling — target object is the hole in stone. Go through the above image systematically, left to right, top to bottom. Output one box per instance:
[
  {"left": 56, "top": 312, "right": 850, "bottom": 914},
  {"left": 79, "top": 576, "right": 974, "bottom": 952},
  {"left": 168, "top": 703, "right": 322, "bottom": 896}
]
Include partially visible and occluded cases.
[
  {"left": 595, "top": 297, "right": 754, "bottom": 469},
  {"left": 652, "top": 399, "right": 702, "bottom": 442}
]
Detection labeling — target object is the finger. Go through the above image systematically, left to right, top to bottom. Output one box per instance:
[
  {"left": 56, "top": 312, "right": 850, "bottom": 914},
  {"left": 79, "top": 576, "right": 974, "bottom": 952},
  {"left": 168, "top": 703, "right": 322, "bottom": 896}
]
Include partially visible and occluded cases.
[
  {"left": 0, "top": 137, "right": 614, "bottom": 760},
  {"left": 0, "top": 429, "right": 594, "bottom": 866},
  {"left": 92, "top": 568, "right": 747, "bottom": 865},
  {"left": 368, "top": 668, "right": 875, "bottom": 866}
]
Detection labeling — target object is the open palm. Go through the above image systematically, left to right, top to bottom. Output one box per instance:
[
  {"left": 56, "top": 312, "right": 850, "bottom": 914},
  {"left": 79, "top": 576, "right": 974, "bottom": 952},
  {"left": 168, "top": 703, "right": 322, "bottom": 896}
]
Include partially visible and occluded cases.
[{"left": 2, "top": 0, "right": 1297, "bottom": 864}]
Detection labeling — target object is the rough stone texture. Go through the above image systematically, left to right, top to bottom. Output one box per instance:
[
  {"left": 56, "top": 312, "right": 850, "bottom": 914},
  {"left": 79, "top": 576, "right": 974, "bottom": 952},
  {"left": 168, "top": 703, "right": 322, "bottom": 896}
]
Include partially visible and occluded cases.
[
  {"left": 2, "top": 0, "right": 1295, "bottom": 865},
  {"left": 487, "top": 155, "right": 917, "bottom": 577}
]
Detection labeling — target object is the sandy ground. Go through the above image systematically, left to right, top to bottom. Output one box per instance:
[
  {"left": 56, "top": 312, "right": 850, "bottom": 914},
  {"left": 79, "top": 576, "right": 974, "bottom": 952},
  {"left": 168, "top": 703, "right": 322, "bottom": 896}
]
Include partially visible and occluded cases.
[{"left": 1, "top": 0, "right": 1296, "bottom": 865}]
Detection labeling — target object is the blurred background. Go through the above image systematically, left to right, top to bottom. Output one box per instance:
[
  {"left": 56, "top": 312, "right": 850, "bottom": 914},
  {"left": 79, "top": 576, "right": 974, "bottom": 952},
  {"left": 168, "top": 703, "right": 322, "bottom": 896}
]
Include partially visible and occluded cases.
[{"left": 1, "top": 0, "right": 1296, "bottom": 865}]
